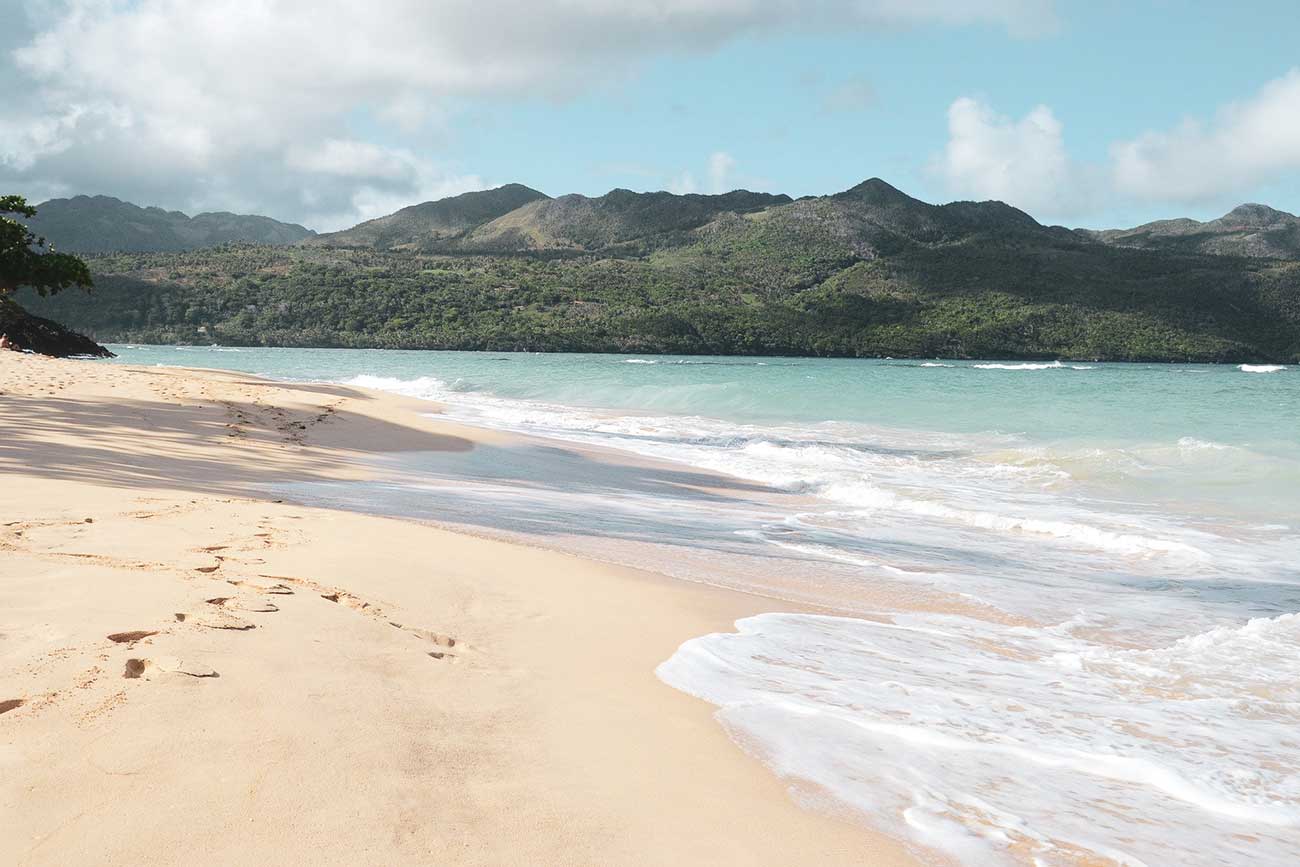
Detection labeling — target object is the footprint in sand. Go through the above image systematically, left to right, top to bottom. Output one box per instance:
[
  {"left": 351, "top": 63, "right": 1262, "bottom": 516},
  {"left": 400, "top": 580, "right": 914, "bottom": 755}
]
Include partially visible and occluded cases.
[
  {"left": 231, "top": 578, "right": 295, "bottom": 595},
  {"left": 320, "top": 591, "right": 373, "bottom": 612},
  {"left": 206, "top": 596, "right": 279, "bottom": 613},
  {"left": 176, "top": 609, "right": 257, "bottom": 630},
  {"left": 387, "top": 621, "right": 458, "bottom": 659},
  {"left": 390, "top": 623, "right": 457, "bottom": 648},
  {"left": 107, "top": 630, "right": 159, "bottom": 645},
  {"left": 123, "top": 657, "right": 218, "bottom": 679},
  {"left": 0, "top": 698, "right": 25, "bottom": 714}
]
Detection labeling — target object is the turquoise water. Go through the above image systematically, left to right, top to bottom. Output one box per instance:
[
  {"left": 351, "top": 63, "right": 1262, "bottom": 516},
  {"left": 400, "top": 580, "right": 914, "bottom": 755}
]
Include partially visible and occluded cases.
[
  {"left": 106, "top": 345, "right": 1300, "bottom": 866},
  {"left": 108, "top": 346, "right": 1297, "bottom": 442}
]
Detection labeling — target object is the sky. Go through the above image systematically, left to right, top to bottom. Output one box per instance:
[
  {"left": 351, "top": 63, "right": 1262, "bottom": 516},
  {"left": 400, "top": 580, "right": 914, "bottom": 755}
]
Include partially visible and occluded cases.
[{"left": 2, "top": 0, "right": 1299, "bottom": 232}]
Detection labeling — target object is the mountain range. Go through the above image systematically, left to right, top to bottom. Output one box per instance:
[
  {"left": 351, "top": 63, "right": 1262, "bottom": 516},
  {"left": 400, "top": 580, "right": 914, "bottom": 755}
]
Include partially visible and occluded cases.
[
  {"left": 15, "top": 180, "right": 1300, "bottom": 362},
  {"left": 27, "top": 185, "right": 1300, "bottom": 262},
  {"left": 23, "top": 195, "right": 315, "bottom": 253},
  {"left": 1081, "top": 204, "right": 1300, "bottom": 259}
]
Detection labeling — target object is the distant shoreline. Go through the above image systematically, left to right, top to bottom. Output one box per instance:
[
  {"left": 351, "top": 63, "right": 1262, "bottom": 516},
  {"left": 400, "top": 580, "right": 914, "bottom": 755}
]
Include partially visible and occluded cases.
[{"left": 93, "top": 340, "right": 1296, "bottom": 366}]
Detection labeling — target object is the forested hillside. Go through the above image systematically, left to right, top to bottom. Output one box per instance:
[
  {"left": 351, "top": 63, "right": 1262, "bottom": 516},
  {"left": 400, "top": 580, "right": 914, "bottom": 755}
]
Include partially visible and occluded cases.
[
  {"left": 19, "top": 180, "right": 1300, "bottom": 362},
  {"left": 1084, "top": 204, "right": 1300, "bottom": 260}
]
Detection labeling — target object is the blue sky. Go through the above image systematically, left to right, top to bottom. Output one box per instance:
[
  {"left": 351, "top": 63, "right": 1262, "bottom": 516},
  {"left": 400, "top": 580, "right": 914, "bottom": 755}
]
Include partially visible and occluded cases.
[{"left": 3, "top": 1, "right": 1299, "bottom": 230}]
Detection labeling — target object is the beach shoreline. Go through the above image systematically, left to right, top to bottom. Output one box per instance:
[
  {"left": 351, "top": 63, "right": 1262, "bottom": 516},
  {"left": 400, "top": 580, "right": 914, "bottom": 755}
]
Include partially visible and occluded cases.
[{"left": 0, "top": 352, "right": 919, "bottom": 866}]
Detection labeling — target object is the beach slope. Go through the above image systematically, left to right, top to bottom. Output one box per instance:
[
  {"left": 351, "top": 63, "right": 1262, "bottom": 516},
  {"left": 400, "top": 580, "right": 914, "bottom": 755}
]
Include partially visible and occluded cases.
[{"left": 0, "top": 353, "right": 913, "bottom": 866}]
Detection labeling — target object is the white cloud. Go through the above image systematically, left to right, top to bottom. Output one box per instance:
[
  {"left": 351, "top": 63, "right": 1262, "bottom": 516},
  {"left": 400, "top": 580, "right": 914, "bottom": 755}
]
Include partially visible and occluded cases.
[
  {"left": 1, "top": 0, "right": 1056, "bottom": 228},
  {"left": 1111, "top": 68, "right": 1300, "bottom": 203},
  {"left": 937, "top": 69, "right": 1300, "bottom": 222},
  {"left": 936, "top": 97, "right": 1090, "bottom": 217},
  {"left": 0, "top": 105, "right": 85, "bottom": 170},
  {"left": 285, "top": 140, "right": 420, "bottom": 182},
  {"left": 664, "top": 152, "right": 741, "bottom": 194},
  {"left": 708, "top": 152, "right": 737, "bottom": 193},
  {"left": 667, "top": 171, "right": 699, "bottom": 195}
]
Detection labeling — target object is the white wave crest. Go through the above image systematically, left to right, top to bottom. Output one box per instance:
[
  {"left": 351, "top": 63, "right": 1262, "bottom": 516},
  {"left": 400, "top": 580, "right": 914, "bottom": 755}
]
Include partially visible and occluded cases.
[
  {"left": 974, "top": 360, "right": 1061, "bottom": 370},
  {"left": 1239, "top": 364, "right": 1287, "bottom": 373},
  {"left": 341, "top": 374, "right": 452, "bottom": 401},
  {"left": 1178, "top": 437, "right": 1229, "bottom": 451},
  {"left": 820, "top": 479, "right": 1208, "bottom": 559}
]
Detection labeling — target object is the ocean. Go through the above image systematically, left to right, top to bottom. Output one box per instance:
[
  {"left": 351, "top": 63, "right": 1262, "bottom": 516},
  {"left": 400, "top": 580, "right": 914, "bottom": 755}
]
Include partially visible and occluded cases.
[{"left": 106, "top": 345, "right": 1299, "bottom": 866}]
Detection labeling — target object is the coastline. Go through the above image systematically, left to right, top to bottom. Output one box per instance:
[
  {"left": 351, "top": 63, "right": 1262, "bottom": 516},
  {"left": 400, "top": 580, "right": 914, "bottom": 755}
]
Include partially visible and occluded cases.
[{"left": 0, "top": 353, "right": 919, "bottom": 866}]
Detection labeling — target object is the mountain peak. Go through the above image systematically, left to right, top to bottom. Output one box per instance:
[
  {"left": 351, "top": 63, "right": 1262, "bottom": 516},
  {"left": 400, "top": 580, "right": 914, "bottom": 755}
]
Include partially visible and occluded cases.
[
  {"left": 835, "top": 177, "right": 922, "bottom": 208},
  {"left": 496, "top": 182, "right": 548, "bottom": 197},
  {"left": 312, "top": 183, "right": 550, "bottom": 249},
  {"left": 406, "top": 184, "right": 550, "bottom": 212},
  {"left": 1090, "top": 202, "right": 1300, "bottom": 259},
  {"left": 1219, "top": 203, "right": 1296, "bottom": 226}
]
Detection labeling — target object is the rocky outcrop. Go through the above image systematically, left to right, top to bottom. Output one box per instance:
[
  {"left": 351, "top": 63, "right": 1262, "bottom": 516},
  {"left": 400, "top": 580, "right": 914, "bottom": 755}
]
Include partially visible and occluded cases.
[{"left": 0, "top": 297, "right": 113, "bottom": 357}]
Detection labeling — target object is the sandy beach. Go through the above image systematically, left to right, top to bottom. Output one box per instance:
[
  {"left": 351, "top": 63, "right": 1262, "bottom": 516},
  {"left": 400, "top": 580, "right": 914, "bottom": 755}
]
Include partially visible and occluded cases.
[{"left": 0, "top": 352, "right": 917, "bottom": 866}]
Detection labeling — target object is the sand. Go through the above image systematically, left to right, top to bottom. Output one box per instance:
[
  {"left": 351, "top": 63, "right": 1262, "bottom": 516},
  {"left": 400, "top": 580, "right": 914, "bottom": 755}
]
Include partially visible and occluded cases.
[{"left": 0, "top": 351, "right": 919, "bottom": 866}]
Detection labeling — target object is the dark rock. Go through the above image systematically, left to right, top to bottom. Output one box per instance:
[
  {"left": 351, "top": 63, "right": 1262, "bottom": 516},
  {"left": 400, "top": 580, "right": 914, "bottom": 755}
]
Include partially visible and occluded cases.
[{"left": 0, "top": 297, "right": 113, "bottom": 358}]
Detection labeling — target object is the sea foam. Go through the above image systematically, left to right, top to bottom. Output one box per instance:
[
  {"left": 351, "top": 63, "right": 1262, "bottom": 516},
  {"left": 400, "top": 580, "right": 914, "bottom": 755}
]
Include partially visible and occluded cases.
[
  {"left": 972, "top": 360, "right": 1096, "bottom": 371},
  {"left": 331, "top": 363, "right": 1300, "bottom": 866},
  {"left": 658, "top": 610, "right": 1300, "bottom": 866}
]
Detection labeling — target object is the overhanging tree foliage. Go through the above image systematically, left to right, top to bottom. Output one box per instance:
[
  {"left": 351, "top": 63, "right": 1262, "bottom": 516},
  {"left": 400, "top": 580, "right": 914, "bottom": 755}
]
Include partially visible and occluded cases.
[{"left": 0, "top": 195, "right": 93, "bottom": 296}]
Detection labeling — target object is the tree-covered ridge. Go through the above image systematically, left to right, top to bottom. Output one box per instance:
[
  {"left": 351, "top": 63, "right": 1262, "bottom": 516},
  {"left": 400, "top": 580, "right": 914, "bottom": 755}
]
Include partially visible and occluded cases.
[
  {"left": 307, "top": 184, "right": 550, "bottom": 250},
  {"left": 311, "top": 185, "right": 796, "bottom": 254},
  {"left": 453, "top": 188, "right": 795, "bottom": 254},
  {"left": 24, "top": 195, "right": 316, "bottom": 253},
  {"left": 1084, "top": 204, "right": 1300, "bottom": 260},
  {"left": 19, "top": 228, "right": 1300, "bottom": 362}
]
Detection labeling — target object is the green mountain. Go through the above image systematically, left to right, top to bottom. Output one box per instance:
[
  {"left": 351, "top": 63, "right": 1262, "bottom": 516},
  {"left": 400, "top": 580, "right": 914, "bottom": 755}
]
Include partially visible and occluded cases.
[
  {"left": 17, "top": 179, "right": 1300, "bottom": 362},
  {"left": 308, "top": 183, "right": 549, "bottom": 250},
  {"left": 311, "top": 185, "right": 792, "bottom": 253},
  {"left": 454, "top": 188, "right": 793, "bottom": 253},
  {"left": 24, "top": 195, "right": 316, "bottom": 253},
  {"left": 1084, "top": 204, "right": 1300, "bottom": 259}
]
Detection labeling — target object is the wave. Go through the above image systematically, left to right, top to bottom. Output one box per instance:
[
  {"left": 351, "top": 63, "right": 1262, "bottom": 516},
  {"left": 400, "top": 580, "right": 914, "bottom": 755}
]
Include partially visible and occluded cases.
[
  {"left": 160, "top": 344, "right": 245, "bottom": 352},
  {"left": 618, "top": 357, "right": 779, "bottom": 367},
  {"left": 924, "top": 359, "right": 1088, "bottom": 370},
  {"left": 974, "top": 360, "right": 1062, "bottom": 370},
  {"left": 1239, "top": 364, "right": 1287, "bottom": 373},
  {"left": 338, "top": 373, "right": 1229, "bottom": 565},
  {"left": 342, "top": 374, "right": 454, "bottom": 400},
  {"left": 1178, "top": 436, "right": 1229, "bottom": 451},
  {"left": 820, "top": 479, "right": 1208, "bottom": 559},
  {"left": 658, "top": 610, "right": 1300, "bottom": 865}
]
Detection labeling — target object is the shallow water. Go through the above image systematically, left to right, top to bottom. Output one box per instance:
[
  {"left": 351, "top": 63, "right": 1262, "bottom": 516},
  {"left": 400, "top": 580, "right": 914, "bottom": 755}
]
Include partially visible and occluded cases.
[{"left": 107, "top": 346, "right": 1300, "bottom": 865}]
